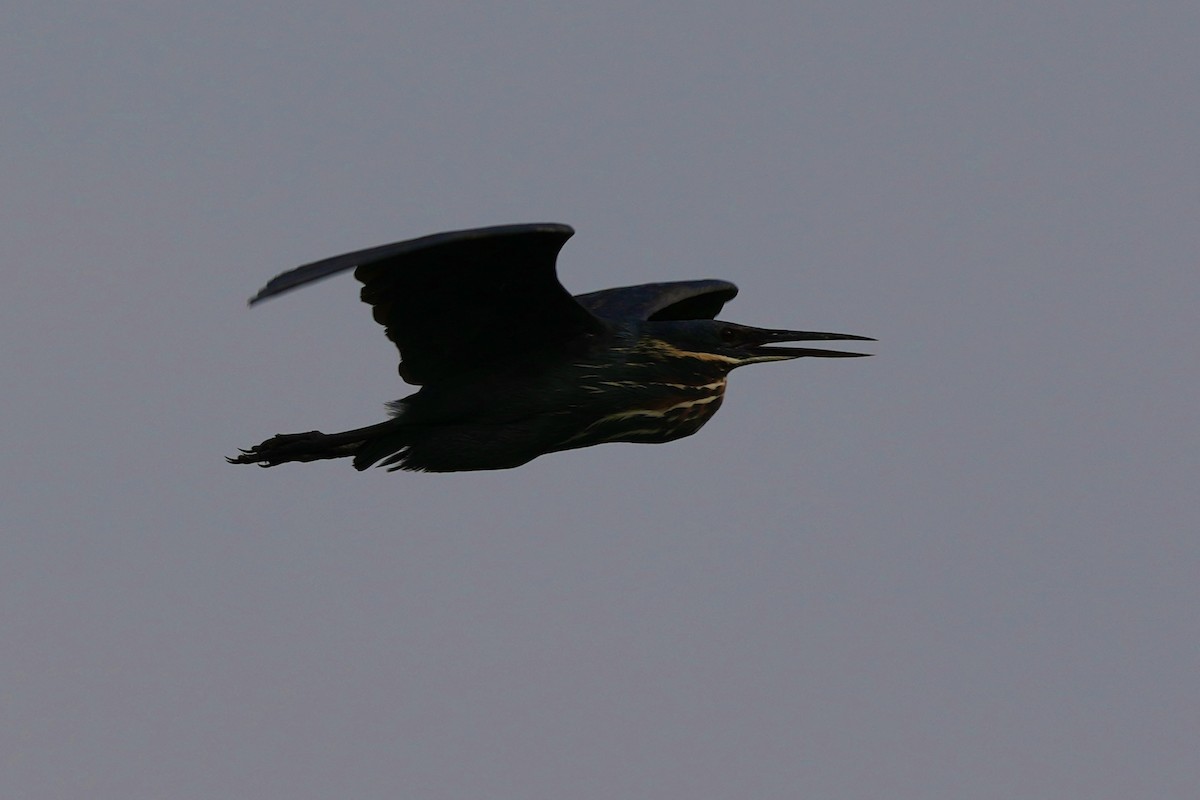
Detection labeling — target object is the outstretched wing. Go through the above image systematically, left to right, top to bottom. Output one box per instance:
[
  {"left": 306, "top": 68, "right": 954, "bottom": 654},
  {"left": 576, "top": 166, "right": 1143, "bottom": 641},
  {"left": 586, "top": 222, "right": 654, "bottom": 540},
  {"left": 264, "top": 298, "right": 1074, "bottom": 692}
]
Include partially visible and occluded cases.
[
  {"left": 247, "top": 223, "right": 605, "bottom": 385},
  {"left": 575, "top": 280, "right": 738, "bottom": 321}
]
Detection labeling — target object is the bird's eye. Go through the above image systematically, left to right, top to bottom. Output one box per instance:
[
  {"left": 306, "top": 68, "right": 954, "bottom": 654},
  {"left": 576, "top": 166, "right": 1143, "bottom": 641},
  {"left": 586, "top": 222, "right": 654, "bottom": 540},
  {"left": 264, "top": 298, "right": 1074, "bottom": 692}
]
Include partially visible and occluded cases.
[{"left": 720, "top": 327, "right": 738, "bottom": 342}]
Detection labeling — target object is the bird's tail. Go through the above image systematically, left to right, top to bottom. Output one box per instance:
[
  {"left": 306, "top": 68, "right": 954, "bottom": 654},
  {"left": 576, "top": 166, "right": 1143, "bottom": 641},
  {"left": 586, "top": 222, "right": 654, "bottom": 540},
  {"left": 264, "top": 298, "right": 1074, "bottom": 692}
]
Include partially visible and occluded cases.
[{"left": 227, "top": 421, "right": 402, "bottom": 469}]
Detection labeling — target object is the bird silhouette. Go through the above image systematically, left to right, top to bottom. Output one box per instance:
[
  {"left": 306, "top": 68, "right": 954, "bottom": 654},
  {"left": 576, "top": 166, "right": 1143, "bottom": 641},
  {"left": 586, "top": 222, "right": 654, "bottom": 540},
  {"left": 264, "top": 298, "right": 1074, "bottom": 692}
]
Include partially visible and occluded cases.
[{"left": 229, "top": 223, "right": 872, "bottom": 472}]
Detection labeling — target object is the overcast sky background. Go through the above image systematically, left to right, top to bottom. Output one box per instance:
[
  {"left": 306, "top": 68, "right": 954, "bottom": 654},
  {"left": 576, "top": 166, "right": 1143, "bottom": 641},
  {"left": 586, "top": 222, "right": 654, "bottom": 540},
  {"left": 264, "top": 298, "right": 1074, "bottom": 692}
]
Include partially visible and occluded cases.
[{"left": 2, "top": 3, "right": 1196, "bottom": 798}]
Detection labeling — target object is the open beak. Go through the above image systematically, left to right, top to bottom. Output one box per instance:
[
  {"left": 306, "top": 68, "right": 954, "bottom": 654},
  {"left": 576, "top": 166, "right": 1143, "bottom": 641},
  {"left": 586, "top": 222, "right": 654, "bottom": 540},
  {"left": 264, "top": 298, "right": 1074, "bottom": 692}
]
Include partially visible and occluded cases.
[{"left": 744, "top": 327, "right": 875, "bottom": 362}]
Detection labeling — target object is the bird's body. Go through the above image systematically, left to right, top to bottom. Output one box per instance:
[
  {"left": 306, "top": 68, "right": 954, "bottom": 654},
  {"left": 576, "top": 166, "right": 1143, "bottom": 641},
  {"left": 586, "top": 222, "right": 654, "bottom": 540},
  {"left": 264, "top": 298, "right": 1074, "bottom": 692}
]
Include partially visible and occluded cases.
[{"left": 229, "top": 224, "right": 872, "bottom": 472}]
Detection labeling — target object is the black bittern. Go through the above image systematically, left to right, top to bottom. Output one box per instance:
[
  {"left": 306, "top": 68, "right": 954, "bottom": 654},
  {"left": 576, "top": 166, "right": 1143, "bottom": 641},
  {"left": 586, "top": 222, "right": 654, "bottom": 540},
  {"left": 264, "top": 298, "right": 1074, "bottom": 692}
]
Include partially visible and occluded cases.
[{"left": 229, "top": 224, "right": 872, "bottom": 472}]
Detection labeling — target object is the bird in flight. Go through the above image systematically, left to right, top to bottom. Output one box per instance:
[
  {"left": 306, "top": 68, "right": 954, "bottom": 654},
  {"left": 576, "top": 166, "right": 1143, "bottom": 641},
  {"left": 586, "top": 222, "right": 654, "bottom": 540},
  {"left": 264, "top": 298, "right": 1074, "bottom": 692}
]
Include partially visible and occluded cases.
[{"left": 229, "top": 223, "right": 872, "bottom": 472}]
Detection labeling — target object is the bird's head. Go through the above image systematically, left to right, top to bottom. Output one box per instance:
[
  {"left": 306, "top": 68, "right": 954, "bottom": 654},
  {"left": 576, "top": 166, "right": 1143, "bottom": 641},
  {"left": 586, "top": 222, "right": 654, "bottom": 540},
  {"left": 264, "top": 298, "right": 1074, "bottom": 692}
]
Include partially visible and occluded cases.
[{"left": 638, "top": 319, "right": 874, "bottom": 371}]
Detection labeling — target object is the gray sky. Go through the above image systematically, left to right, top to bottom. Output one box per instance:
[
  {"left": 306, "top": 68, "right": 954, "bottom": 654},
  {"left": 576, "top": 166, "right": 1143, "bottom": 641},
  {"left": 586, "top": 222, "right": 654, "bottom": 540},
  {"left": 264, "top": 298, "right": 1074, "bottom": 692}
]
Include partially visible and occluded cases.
[{"left": 3, "top": 2, "right": 1196, "bottom": 798}]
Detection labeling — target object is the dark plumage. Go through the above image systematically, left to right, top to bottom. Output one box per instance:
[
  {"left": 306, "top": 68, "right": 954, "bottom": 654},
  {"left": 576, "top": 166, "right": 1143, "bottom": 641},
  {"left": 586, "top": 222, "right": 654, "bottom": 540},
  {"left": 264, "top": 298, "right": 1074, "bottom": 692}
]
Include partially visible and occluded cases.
[{"left": 229, "top": 224, "right": 872, "bottom": 472}]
